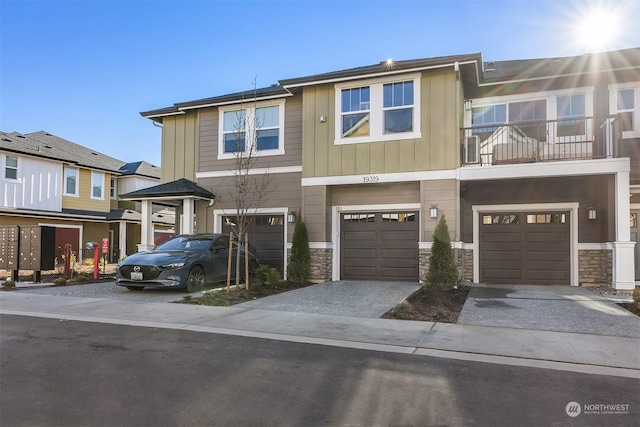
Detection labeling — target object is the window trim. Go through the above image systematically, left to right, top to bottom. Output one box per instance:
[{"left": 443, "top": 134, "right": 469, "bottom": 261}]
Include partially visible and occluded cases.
[
  {"left": 334, "top": 73, "right": 422, "bottom": 145},
  {"left": 609, "top": 83, "right": 640, "bottom": 138},
  {"left": 468, "top": 86, "right": 594, "bottom": 143},
  {"left": 217, "top": 99, "right": 286, "bottom": 160},
  {"left": 4, "top": 155, "right": 18, "bottom": 180},
  {"left": 64, "top": 166, "right": 79, "bottom": 197},
  {"left": 90, "top": 171, "right": 105, "bottom": 200},
  {"left": 110, "top": 177, "right": 117, "bottom": 200}
]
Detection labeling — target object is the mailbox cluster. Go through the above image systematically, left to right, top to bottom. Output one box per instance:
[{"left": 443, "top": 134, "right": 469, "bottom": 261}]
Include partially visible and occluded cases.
[{"left": 1, "top": 226, "right": 56, "bottom": 282}]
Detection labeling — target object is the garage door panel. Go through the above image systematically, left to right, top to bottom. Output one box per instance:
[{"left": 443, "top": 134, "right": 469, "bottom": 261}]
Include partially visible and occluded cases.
[
  {"left": 480, "top": 211, "right": 569, "bottom": 285},
  {"left": 341, "top": 212, "right": 418, "bottom": 281},
  {"left": 223, "top": 216, "right": 283, "bottom": 274},
  {"left": 343, "top": 231, "right": 377, "bottom": 241},
  {"left": 481, "top": 232, "right": 522, "bottom": 242},
  {"left": 343, "top": 249, "right": 377, "bottom": 259}
]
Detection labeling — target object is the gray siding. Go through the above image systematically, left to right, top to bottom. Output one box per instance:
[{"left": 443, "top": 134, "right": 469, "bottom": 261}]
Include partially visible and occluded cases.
[
  {"left": 198, "top": 94, "right": 303, "bottom": 172},
  {"left": 420, "top": 179, "right": 458, "bottom": 241},
  {"left": 331, "top": 182, "right": 420, "bottom": 206}
]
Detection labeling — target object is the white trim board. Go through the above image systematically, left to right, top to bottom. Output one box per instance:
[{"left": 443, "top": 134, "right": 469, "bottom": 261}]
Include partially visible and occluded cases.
[
  {"left": 197, "top": 166, "right": 302, "bottom": 179},
  {"left": 471, "top": 202, "right": 580, "bottom": 286},
  {"left": 331, "top": 203, "right": 421, "bottom": 281},
  {"left": 212, "top": 207, "right": 290, "bottom": 280}
]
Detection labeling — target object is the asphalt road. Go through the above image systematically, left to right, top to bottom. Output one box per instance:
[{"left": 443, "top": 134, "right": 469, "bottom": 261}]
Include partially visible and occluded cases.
[{"left": 2, "top": 315, "right": 638, "bottom": 427}]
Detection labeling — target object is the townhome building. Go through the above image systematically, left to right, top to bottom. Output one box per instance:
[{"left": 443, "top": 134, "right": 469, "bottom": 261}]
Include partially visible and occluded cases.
[
  {"left": 140, "top": 47, "right": 639, "bottom": 290},
  {"left": 0, "top": 131, "right": 172, "bottom": 262}
]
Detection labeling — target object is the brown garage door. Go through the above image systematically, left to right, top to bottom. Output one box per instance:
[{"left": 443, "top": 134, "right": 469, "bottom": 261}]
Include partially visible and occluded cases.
[
  {"left": 341, "top": 212, "right": 419, "bottom": 281},
  {"left": 480, "top": 212, "right": 570, "bottom": 285},
  {"left": 223, "top": 215, "right": 284, "bottom": 274}
]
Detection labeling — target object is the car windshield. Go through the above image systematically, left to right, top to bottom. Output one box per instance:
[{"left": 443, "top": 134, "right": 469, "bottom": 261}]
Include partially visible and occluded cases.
[{"left": 155, "top": 236, "right": 212, "bottom": 251}]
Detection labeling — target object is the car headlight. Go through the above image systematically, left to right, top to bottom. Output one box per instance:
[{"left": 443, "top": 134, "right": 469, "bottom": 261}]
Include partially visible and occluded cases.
[{"left": 162, "top": 262, "right": 185, "bottom": 269}]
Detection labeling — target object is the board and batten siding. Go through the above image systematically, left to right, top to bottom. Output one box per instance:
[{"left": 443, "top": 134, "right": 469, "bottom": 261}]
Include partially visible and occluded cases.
[
  {"left": 302, "top": 69, "right": 460, "bottom": 178},
  {"left": 198, "top": 94, "right": 303, "bottom": 173},
  {"left": 161, "top": 112, "right": 198, "bottom": 182},
  {"left": 0, "top": 154, "right": 62, "bottom": 212},
  {"left": 62, "top": 169, "right": 112, "bottom": 213}
]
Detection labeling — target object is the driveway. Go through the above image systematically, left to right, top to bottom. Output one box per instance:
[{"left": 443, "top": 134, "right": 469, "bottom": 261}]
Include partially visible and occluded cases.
[
  {"left": 236, "top": 280, "right": 421, "bottom": 318},
  {"left": 458, "top": 284, "right": 640, "bottom": 338}
]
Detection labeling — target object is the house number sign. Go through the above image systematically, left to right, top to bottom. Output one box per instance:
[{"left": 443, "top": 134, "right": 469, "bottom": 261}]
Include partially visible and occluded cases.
[{"left": 363, "top": 175, "right": 379, "bottom": 183}]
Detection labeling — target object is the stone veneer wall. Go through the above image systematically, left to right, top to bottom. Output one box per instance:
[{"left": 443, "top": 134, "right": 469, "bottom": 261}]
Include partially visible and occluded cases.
[
  {"left": 290, "top": 248, "right": 332, "bottom": 282},
  {"left": 419, "top": 248, "right": 473, "bottom": 283},
  {"left": 579, "top": 250, "right": 612, "bottom": 286}
]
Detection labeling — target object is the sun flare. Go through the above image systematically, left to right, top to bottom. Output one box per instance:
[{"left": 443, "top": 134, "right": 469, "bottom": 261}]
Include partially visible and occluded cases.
[{"left": 573, "top": 4, "right": 623, "bottom": 52}]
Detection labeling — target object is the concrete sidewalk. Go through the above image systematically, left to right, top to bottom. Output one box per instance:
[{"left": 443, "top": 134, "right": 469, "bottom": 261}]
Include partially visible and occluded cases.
[{"left": 1, "top": 291, "right": 638, "bottom": 379}]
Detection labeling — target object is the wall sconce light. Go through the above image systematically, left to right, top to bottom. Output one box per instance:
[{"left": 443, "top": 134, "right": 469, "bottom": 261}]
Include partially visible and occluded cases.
[
  {"left": 464, "top": 99, "right": 473, "bottom": 111},
  {"left": 319, "top": 115, "right": 327, "bottom": 123},
  {"left": 430, "top": 207, "right": 438, "bottom": 219},
  {"left": 587, "top": 207, "right": 597, "bottom": 220},
  {"left": 287, "top": 212, "right": 297, "bottom": 223}
]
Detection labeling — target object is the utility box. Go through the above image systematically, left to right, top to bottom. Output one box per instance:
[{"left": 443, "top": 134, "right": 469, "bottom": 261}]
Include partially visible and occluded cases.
[
  {"left": 0, "top": 226, "right": 20, "bottom": 270},
  {"left": 19, "top": 226, "right": 56, "bottom": 271}
]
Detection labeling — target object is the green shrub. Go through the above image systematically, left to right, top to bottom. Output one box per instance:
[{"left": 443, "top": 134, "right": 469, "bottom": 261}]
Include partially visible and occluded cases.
[
  {"left": 425, "top": 215, "right": 459, "bottom": 290},
  {"left": 287, "top": 216, "right": 311, "bottom": 284},
  {"left": 255, "top": 264, "right": 281, "bottom": 287},
  {"left": 76, "top": 274, "right": 90, "bottom": 283},
  {"left": 53, "top": 277, "right": 67, "bottom": 286},
  {"left": 2, "top": 279, "right": 16, "bottom": 289},
  {"left": 633, "top": 288, "right": 640, "bottom": 306}
]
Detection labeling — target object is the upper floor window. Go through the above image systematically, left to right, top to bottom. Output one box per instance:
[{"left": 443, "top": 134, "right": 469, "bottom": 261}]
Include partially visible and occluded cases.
[
  {"left": 335, "top": 74, "right": 421, "bottom": 145},
  {"left": 610, "top": 84, "right": 640, "bottom": 138},
  {"left": 470, "top": 88, "right": 592, "bottom": 143},
  {"left": 556, "top": 94, "right": 586, "bottom": 138},
  {"left": 218, "top": 100, "right": 285, "bottom": 159},
  {"left": 4, "top": 156, "right": 17, "bottom": 180},
  {"left": 64, "top": 167, "right": 78, "bottom": 196},
  {"left": 91, "top": 171, "right": 104, "bottom": 200},
  {"left": 110, "top": 177, "right": 116, "bottom": 199}
]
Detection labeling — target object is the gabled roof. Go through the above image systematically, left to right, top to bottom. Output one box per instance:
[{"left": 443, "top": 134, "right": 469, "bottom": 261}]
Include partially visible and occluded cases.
[
  {"left": 478, "top": 47, "right": 640, "bottom": 84},
  {"left": 279, "top": 52, "right": 482, "bottom": 87},
  {"left": 140, "top": 85, "right": 291, "bottom": 122},
  {"left": 0, "top": 130, "right": 160, "bottom": 178},
  {"left": 119, "top": 178, "right": 215, "bottom": 200}
]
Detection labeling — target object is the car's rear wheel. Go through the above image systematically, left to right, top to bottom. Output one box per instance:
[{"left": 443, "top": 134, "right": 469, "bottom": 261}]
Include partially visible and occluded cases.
[
  {"left": 186, "top": 265, "right": 205, "bottom": 293},
  {"left": 126, "top": 286, "right": 144, "bottom": 291}
]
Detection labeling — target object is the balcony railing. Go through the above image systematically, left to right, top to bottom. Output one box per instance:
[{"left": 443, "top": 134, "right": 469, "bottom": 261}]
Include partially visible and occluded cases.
[{"left": 461, "top": 115, "right": 621, "bottom": 166}]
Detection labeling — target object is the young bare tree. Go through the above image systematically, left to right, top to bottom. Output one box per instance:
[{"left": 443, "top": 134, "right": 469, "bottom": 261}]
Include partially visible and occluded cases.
[{"left": 226, "top": 80, "right": 276, "bottom": 290}]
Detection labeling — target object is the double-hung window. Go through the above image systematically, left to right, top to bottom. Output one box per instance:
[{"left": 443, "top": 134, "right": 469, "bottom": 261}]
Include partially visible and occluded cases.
[
  {"left": 335, "top": 74, "right": 421, "bottom": 144},
  {"left": 610, "top": 84, "right": 640, "bottom": 138},
  {"left": 218, "top": 100, "right": 285, "bottom": 159},
  {"left": 4, "top": 156, "right": 17, "bottom": 180},
  {"left": 64, "top": 167, "right": 78, "bottom": 196},
  {"left": 91, "top": 171, "right": 104, "bottom": 200}
]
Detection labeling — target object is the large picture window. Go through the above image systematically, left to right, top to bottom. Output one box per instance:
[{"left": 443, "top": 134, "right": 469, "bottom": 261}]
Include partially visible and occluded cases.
[
  {"left": 335, "top": 74, "right": 421, "bottom": 144},
  {"left": 556, "top": 94, "right": 585, "bottom": 138},
  {"left": 218, "top": 100, "right": 285, "bottom": 159},
  {"left": 64, "top": 167, "right": 78, "bottom": 196}
]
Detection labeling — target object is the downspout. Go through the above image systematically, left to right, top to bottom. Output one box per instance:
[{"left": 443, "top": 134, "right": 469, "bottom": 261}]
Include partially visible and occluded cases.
[{"left": 454, "top": 61, "right": 463, "bottom": 279}]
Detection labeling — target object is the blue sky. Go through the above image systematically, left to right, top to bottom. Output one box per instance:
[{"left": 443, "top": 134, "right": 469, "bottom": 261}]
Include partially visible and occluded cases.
[{"left": 1, "top": 0, "right": 638, "bottom": 167}]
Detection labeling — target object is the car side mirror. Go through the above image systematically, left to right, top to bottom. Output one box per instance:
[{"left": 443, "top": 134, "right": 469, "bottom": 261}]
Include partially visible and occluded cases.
[{"left": 212, "top": 246, "right": 225, "bottom": 254}]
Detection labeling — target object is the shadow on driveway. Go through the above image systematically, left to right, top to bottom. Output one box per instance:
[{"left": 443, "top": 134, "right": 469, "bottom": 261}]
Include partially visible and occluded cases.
[{"left": 458, "top": 284, "right": 640, "bottom": 338}]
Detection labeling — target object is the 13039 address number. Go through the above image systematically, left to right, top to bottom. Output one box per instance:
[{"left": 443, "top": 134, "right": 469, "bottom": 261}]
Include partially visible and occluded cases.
[{"left": 363, "top": 176, "right": 379, "bottom": 183}]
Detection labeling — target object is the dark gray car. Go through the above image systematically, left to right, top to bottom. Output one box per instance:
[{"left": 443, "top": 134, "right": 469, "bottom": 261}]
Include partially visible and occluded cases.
[{"left": 116, "top": 234, "right": 258, "bottom": 292}]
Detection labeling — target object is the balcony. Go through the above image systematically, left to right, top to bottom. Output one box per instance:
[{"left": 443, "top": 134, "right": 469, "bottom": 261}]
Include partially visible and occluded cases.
[{"left": 461, "top": 116, "right": 621, "bottom": 166}]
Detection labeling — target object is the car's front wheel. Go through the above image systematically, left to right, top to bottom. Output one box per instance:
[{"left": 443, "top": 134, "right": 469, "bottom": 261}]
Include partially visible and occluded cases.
[{"left": 186, "top": 265, "right": 205, "bottom": 293}]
